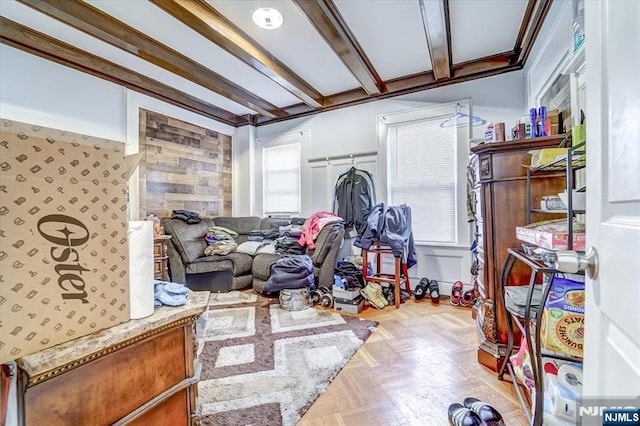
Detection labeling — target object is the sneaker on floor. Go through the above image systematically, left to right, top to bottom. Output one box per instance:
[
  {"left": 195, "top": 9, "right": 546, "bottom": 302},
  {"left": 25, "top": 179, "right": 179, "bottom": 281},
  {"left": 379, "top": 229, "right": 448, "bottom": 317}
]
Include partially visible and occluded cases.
[
  {"left": 414, "top": 278, "right": 429, "bottom": 300},
  {"left": 428, "top": 279, "right": 440, "bottom": 304},
  {"left": 361, "top": 282, "right": 387, "bottom": 309},
  {"left": 463, "top": 398, "right": 506, "bottom": 426},
  {"left": 448, "top": 403, "right": 483, "bottom": 426}
]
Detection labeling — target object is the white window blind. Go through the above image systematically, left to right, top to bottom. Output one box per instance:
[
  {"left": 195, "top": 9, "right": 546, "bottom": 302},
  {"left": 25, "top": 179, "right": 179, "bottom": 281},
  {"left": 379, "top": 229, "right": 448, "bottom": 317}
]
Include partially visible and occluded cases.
[
  {"left": 388, "top": 119, "right": 457, "bottom": 243},
  {"left": 263, "top": 143, "right": 301, "bottom": 215}
]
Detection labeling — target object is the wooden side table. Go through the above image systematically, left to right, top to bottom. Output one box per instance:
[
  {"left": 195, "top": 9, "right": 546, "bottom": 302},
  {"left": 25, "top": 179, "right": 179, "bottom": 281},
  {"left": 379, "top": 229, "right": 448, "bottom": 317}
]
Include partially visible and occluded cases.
[{"left": 154, "top": 235, "right": 172, "bottom": 281}]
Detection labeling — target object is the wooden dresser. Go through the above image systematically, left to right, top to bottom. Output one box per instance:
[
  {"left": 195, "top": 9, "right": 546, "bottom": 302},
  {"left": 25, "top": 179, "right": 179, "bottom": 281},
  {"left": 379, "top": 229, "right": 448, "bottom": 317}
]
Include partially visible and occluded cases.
[
  {"left": 469, "top": 136, "right": 567, "bottom": 371},
  {"left": 154, "top": 235, "right": 172, "bottom": 281},
  {"left": 14, "top": 291, "right": 209, "bottom": 425}
]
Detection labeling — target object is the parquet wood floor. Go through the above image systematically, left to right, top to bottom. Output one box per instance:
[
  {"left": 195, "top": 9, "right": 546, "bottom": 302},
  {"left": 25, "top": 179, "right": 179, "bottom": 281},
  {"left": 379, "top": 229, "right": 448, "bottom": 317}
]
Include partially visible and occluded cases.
[{"left": 298, "top": 298, "right": 529, "bottom": 426}]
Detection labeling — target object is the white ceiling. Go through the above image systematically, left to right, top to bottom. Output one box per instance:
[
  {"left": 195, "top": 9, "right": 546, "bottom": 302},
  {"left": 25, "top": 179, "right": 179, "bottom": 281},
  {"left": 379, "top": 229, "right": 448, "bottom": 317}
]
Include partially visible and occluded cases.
[{"left": 0, "top": 0, "right": 552, "bottom": 126}]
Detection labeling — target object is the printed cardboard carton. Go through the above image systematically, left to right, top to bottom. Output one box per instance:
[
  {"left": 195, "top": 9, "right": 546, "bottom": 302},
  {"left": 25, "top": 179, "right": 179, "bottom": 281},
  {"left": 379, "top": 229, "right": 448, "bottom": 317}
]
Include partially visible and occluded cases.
[
  {"left": 0, "top": 119, "right": 129, "bottom": 363},
  {"left": 540, "top": 277, "right": 585, "bottom": 360}
]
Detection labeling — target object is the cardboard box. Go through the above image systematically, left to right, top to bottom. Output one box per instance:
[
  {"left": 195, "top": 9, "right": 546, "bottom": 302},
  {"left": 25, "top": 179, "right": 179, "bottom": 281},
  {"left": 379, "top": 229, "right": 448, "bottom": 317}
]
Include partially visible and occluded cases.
[
  {"left": 0, "top": 119, "right": 129, "bottom": 363},
  {"left": 528, "top": 148, "right": 568, "bottom": 168},
  {"left": 516, "top": 219, "right": 586, "bottom": 251},
  {"left": 540, "top": 277, "right": 585, "bottom": 359},
  {"left": 332, "top": 286, "right": 361, "bottom": 300},
  {"left": 334, "top": 296, "right": 364, "bottom": 314}
]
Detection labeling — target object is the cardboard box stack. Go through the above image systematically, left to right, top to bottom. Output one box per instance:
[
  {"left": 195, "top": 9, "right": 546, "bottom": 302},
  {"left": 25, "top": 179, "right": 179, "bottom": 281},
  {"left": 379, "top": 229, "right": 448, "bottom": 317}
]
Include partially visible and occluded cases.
[{"left": 0, "top": 119, "right": 130, "bottom": 363}]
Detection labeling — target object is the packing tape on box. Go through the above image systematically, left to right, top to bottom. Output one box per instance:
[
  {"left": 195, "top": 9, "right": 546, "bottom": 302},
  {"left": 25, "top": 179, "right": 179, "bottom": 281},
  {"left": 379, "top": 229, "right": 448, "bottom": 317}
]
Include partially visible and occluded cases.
[
  {"left": 128, "top": 221, "right": 155, "bottom": 319},
  {"left": 546, "top": 374, "right": 578, "bottom": 422}
]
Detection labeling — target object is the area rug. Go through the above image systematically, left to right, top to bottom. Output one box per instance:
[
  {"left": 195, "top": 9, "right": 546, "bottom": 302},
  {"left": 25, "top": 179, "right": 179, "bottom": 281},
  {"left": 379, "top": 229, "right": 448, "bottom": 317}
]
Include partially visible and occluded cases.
[{"left": 197, "top": 291, "right": 378, "bottom": 426}]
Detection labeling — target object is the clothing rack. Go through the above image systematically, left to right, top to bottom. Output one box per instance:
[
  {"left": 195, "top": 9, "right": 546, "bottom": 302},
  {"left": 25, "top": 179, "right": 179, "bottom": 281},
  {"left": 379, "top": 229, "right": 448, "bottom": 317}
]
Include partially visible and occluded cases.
[{"left": 308, "top": 150, "right": 377, "bottom": 163}]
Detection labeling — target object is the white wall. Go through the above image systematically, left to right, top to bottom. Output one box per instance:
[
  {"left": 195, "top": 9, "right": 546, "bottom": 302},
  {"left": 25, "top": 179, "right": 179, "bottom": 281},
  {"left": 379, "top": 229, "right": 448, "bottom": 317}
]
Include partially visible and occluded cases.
[
  {"left": 524, "top": 0, "right": 574, "bottom": 107},
  {"left": 0, "top": 44, "right": 126, "bottom": 141},
  {"left": 0, "top": 45, "right": 238, "bottom": 220},
  {"left": 257, "top": 70, "right": 526, "bottom": 150},
  {"left": 252, "top": 71, "right": 527, "bottom": 292}
]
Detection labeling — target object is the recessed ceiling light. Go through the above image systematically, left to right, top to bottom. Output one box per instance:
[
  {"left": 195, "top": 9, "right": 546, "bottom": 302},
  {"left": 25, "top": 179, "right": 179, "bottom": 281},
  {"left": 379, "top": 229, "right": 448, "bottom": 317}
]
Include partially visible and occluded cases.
[{"left": 252, "top": 7, "right": 283, "bottom": 30}]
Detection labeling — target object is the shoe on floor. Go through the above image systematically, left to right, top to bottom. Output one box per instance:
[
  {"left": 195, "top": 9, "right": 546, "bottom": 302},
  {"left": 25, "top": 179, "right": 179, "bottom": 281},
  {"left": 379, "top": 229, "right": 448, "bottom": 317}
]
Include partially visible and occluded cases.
[
  {"left": 414, "top": 278, "right": 429, "bottom": 300},
  {"left": 428, "top": 279, "right": 440, "bottom": 304},
  {"left": 450, "top": 281, "right": 464, "bottom": 305},
  {"left": 361, "top": 282, "right": 387, "bottom": 309},
  {"left": 463, "top": 398, "right": 506, "bottom": 426},
  {"left": 448, "top": 403, "right": 483, "bottom": 426}
]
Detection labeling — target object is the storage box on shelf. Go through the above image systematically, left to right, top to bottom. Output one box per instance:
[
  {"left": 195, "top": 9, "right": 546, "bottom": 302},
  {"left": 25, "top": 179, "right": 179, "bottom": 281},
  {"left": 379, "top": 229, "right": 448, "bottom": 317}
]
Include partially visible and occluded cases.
[
  {"left": 525, "top": 141, "right": 587, "bottom": 251},
  {"left": 498, "top": 249, "right": 584, "bottom": 426}
]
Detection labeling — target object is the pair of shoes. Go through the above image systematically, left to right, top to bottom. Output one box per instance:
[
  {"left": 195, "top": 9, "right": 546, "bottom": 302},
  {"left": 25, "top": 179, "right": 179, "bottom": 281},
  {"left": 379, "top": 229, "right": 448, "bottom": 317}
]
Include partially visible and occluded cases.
[
  {"left": 450, "top": 281, "right": 464, "bottom": 305},
  {"left": 360, "top": 282, "right": 388, "bottom": 309},
  {"left": 447, "top": 398, "right": 505, "bottom": 426}
]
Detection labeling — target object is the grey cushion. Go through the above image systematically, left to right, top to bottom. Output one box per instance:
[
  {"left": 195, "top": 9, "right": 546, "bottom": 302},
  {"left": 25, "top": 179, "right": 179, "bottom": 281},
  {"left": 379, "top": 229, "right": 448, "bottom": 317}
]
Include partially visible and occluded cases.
[
  {"left": 213, "top": 216, "right": 262, "bottom": 235},
  {"left": 260, "top": 217, "right": 291, "bottom": 230},
  {"left": 163, "top": 218, "right": 214, "bottom": 264},
  {"left": 187, "top": 252, "right": 253, "bottom": 276},
  {"left": 218, "top": 252, "right": 253, "bottom": 276},
  {"left": 252, "top": 253, "right": 280, "bottom": 280},
  {"left": 186, "top": 257, "right": 233, "bottom": 274},
  {"left": 232, "top": 274, "right": 253, "bottom": 290},
  {"left": 252, "top": 277, "right": 268, "bottom": 294}
]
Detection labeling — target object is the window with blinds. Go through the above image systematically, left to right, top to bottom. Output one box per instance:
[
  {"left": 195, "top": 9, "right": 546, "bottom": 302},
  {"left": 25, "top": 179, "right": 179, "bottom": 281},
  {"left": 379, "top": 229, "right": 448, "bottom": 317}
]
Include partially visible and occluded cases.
[
  {"left": 387, "top": 119, "right": 457, "bottom": 243},
  {"left": 263, "top": 143, "right": 301, "bottom": 216}
]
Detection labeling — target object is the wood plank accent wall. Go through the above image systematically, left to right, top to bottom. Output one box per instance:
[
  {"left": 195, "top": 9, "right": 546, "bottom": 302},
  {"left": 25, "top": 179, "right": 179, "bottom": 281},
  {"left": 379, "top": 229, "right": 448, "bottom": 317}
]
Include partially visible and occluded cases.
[{"left": 138, "top": 108, "right": 232, "bottom": 218}]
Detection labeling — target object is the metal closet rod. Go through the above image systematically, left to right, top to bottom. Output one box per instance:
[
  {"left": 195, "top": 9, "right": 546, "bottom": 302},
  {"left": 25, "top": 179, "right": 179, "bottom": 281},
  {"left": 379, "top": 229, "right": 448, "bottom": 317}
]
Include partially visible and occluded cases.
[{"left": 308, "top": 150, "right": 378, "bottom": 163}]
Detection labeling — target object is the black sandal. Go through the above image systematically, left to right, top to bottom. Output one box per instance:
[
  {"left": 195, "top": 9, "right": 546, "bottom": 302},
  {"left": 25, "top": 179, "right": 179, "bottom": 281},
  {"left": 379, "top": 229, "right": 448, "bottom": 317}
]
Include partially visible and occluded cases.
[
  {"left": 463, "top": 398, "right": 505, "bottom": 426},
  {"left": 448, "top": 403, "right": 483, "bottom": 426}
]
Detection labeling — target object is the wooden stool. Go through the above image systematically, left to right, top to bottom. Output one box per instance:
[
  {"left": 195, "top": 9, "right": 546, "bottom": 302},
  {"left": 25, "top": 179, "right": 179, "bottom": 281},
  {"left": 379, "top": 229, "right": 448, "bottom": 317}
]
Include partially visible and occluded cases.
[{"left": 362, "top": 243, "right": 411, "bottom": 309}]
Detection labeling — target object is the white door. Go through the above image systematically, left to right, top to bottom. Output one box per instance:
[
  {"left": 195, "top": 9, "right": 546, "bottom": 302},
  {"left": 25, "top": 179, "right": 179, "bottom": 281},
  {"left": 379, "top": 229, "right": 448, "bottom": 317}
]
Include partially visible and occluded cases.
[{"left": 582, "top": 0, "right": 640, "bottom": 420}]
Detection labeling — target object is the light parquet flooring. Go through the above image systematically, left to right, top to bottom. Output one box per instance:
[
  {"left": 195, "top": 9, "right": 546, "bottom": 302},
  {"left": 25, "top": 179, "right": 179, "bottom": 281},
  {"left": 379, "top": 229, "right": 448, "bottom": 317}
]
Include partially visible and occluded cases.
[{"left": 298, "top": 298, "right": 529, "bottom": 426}]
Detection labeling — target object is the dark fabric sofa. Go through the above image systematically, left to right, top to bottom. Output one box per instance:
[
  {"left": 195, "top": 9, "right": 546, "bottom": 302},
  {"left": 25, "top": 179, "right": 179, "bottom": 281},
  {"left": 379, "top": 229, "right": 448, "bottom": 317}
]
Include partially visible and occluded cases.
[{"left": 162, "top": 216, "right": 344, "bottom": 293}]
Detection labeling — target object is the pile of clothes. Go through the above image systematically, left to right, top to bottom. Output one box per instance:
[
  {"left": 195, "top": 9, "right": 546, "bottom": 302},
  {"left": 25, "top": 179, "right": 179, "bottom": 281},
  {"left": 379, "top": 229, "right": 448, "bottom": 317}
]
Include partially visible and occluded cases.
[
  {"left": 171, "top": 209, "right": 202, "bottom": 224},
  {"left": 298, "top": 211, "right": 343, "bottom": 249},
  {"left": 241, "top": 221, "right": 307, "bottom": 256},
  {"left": 204, "top": 226, "right": 238, "bottom": 256}
]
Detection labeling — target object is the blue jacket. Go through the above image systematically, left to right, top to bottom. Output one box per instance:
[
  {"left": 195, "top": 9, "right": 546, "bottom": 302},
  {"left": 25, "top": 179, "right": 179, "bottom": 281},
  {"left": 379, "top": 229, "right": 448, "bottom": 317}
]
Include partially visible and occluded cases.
[{"left": 354, "top": 203, "right": 417, "bottom": 268}]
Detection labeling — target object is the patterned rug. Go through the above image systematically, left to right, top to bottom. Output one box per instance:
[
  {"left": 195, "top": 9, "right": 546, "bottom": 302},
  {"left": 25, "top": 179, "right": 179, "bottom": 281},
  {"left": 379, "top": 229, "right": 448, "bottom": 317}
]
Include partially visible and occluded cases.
[{"left": 197, "top": 291, "right": 378, "bottom": 426}]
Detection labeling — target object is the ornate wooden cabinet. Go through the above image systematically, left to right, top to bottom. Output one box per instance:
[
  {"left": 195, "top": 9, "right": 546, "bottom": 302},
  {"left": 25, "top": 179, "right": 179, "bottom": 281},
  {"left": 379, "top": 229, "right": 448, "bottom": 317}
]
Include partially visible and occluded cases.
[
  {"left": 469, "top": 136, "right": 567, "bottom": 371},
  {"left": 154, "top": 235, "right": 172, "bottom": 281},
  {"left": 14, "top": 292, "right": 209, "bottom": 425}
]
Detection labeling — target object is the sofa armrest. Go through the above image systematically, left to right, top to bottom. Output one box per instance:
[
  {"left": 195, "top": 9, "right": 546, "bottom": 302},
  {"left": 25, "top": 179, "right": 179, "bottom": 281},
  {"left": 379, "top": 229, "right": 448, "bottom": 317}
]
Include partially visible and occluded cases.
[
  {"left": 311, "top": 224, "right": 345, "bottom": 288},
  {"left": 166, "top": 239, "right": 187, "bottom": 284}
]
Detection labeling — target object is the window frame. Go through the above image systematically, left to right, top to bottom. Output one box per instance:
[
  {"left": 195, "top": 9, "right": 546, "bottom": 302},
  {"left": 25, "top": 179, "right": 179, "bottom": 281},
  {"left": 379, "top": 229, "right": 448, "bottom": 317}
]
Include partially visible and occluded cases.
[
  {"left": 377, "top": 101, "right": 471, "bottom": 247},
  {"left": 255, "top": 130, "right": 310, "bottom": 218},
  {"left": 262, "top": 142, "right": 301, "bottom": 216}
]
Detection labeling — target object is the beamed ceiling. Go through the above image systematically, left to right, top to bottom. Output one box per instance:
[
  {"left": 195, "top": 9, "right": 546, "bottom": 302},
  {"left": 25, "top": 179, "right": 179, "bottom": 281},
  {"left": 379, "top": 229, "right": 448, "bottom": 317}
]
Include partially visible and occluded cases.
[{"left": 0, "top": 0, "right": 553, "bottom": 127}]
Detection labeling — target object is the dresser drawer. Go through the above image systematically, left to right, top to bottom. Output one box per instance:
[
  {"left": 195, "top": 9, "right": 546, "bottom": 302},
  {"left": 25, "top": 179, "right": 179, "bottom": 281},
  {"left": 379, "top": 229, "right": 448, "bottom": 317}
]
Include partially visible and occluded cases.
[{"left": 154, "top": 242, "right": 167, "bottom": 258}]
